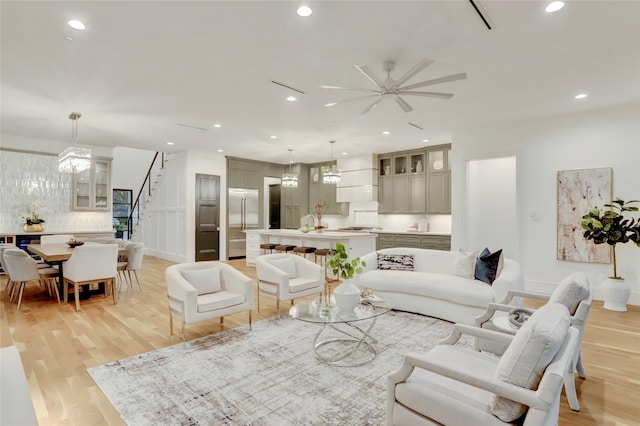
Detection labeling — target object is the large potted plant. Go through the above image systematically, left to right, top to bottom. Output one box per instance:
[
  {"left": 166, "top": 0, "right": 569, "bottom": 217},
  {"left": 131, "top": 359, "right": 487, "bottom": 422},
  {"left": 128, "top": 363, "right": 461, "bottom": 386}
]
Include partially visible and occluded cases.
[
  {"left": 581, "top": 197, "right": 640, "bottom": 311},
  {"left": 328, "top": 243, "right": 366, "bottom": 311}
]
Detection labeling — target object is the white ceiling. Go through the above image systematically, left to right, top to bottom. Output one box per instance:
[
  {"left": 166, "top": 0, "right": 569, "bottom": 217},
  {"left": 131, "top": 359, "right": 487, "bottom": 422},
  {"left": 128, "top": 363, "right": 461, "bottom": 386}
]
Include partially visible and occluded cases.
[{"left": 1, "top": 1, "right": 639, "bottom": 164}]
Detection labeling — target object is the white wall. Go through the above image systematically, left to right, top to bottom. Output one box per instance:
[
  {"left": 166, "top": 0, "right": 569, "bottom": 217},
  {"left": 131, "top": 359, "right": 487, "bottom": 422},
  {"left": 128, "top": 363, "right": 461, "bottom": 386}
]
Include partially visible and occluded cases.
[
  {"left": 452, "top": 102, "right": 640, "bottom": 303},
  {"left": 111, "top": 147, "right": 157, "bottom": 191}
]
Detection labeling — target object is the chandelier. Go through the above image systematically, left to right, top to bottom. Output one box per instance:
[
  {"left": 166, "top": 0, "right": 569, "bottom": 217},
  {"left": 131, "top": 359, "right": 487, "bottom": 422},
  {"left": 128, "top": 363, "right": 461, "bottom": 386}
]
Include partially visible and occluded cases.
[
  {"left": 58, "top": 112, "right": 91, "bottom": 173},
  {"left": 323, "top": 140, "right": 341, "bottom": 184},
  {"left": 282, "top": 148, "right": 298, "bottom": 188}
]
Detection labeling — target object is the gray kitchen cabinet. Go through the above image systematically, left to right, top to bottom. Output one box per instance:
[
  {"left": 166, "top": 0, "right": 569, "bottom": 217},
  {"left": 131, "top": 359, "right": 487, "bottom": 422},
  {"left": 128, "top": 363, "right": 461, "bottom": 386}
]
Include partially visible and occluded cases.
[
  {"left": 425, "top": 145, "right": 451, "bottom": 214},
  {"left": 378, "top": 149, "right": 427, "bottom": 214},
  {"left": 72, "top": 158, "right": 112, "bottom": 211},
  {"left": 227, "top": 158, "right": 259, "bottom": 189},
  {"left": 308, "top": 162, "right": 347, "bottom": 216},
  {"left": 282, "top": 163, "right": 309, "bottom": 229},
  {"left": 409, "top": 174, "right": 426, "bottom": 213},
  {"left": 378, "top": 175, "right": 393, "bottom": 214},
  {"left": 392, "top": 175, "right": 409, "bottom": 213},
  {"left": 374, "top": 232, "right": 451, "bottom": 251}
]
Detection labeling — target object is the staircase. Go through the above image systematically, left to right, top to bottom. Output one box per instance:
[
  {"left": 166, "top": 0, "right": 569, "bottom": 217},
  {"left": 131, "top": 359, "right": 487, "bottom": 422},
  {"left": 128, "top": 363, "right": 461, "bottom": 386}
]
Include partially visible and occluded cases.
[{"left": 127, "top": 152, "right": 172, "bottom": 237}]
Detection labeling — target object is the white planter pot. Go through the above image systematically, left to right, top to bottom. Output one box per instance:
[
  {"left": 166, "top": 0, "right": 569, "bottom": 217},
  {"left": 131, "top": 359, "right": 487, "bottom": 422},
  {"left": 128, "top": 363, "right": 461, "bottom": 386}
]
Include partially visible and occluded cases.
[
  {"left": 602, "top": 277, "right": 631, "bottom": 312},
  {"left": 333, "top": 279, "right": 360, "bottom": 312}
]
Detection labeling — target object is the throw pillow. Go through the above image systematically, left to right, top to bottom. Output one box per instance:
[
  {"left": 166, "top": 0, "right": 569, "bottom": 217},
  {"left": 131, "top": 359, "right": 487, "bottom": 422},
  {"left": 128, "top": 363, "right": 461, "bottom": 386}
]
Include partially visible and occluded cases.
[
  {"left": 475, "top": 247, "right": 503, "bottom": 285},
  {"left": 452, "top": 249, "right": 479, "bottom": 279},
  {"left": 377, "top": 253, "right": 414, "bottom": 271},
  {"left": 269, "top": 257, "right": 297, "bottom": 278},
  {"left": 181, "top": 267, "right": 221, "bottom": 295},
  {"left": 548, "top": 272, "right": 589, "bottom": 315},
  {"left": 490, "top": 303, "right": 570, "bottom": 422}
]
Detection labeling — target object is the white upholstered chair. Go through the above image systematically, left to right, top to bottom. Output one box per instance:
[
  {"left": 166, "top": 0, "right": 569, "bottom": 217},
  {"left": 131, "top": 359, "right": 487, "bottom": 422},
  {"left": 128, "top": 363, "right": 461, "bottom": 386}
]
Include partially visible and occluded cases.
[
  {"left": 40, "top": 234, "right": 74, "bottom": 244},
  {"left": 117, "top": 242, "right": 144, "bottom": 290},
  {"left": 0, "top": 244, "right": 17, "bottom": 289},
  {"left": 63, "top": 244, "right": 118, "bottom": 311},
  {"left": 3, "top": 248, "right": 60, "bottom": 309},
  {"left": 255, "top": 253, "right": 324, "bottom": 312},
  {"left": 165, "top": 261, "right": 254, "bottom": 340},
  {"left": 475, "top": 272, "right": 592, "bottom": 411},
  {"left": 387, "top": 303, "right": 578, "bottom": 426}
]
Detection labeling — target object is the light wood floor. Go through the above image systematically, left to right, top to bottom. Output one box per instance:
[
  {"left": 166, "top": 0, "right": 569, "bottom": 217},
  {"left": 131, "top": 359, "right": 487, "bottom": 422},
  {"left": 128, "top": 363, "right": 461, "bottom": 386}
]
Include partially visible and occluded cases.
[{"left": 1, "top": 256, "right": 639, "bottom": 425}]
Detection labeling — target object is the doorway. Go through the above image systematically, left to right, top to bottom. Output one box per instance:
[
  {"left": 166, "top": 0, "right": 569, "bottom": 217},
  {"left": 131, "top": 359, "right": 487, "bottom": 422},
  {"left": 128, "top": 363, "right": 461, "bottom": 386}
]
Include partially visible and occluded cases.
[
  {"left": 465, "top": 156, "right": 518, "bottom": 261},
  {"left": 195, "top": 173, "right": 220, "bottom": 261},
  {"left": 269, "top": 184, "right": 281, "bottom": 229}
]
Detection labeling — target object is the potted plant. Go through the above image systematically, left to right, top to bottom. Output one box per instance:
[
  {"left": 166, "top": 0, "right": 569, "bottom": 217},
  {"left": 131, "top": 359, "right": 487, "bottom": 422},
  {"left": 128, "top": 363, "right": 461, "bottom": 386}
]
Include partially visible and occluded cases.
[
  {"left": 581, "top": 197, "right": 640, "bottom": 311},
  {"left": 313, "top": 199, "right": 329, "bottom": 231},
  {"left": 18, "top": 200, "right": 47, "bottom": 232},
  {"left": 328, "top": 243, "right": 367, "bottom": 311}
]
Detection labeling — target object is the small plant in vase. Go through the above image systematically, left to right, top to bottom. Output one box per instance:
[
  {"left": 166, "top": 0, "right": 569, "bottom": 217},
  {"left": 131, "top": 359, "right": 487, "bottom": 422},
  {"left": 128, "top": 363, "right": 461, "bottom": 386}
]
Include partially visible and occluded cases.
[
  {"left": 581, "top": 197, "right": 640, "bottom": 311},
  {"left": 313, "top": 199, "right": 329, "bottom": 231},
  {"left": 17, "top": 200, "right": 47, "bottom": 232},
  {"left": 328, "top": 243, "right": 367, "bottom": 311}
]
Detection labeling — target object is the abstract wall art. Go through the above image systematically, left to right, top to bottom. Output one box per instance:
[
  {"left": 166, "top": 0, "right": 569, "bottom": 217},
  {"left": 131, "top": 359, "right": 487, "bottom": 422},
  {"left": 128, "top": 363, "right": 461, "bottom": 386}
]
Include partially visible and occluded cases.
[{"left": 557, "top": 167, "right": 612, "bottom": 263}]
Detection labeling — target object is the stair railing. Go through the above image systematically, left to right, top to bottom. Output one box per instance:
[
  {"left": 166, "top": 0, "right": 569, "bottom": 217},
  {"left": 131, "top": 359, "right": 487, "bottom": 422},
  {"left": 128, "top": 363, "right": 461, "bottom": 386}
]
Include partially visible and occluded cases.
[{"left": 127, "top": 152, "right": 165, "bottom": 237}]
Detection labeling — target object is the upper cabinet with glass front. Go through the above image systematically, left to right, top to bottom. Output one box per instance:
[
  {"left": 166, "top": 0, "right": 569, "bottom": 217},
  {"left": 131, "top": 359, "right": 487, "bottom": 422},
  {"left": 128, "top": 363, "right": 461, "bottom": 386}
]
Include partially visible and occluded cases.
[{"left": 72, "top": 158, "right": 112, "bottom": 211}]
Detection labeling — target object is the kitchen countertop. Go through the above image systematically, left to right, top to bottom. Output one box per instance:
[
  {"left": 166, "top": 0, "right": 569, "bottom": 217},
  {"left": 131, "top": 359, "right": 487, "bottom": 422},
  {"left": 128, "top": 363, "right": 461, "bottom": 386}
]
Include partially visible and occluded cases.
[
  {"left": 245, "top": 229, "right": 376, "bottom": 239},
  {"left": 0, "top": 230, "right": 115, "bottom": 236},
  {"left": 369, "top": 230, "right": 451, "bottom": 236}
]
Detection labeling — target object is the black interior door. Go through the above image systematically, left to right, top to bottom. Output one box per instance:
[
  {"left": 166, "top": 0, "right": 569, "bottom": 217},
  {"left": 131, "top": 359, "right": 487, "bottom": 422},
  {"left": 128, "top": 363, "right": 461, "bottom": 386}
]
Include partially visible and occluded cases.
[
  {"left": 195, "top": 173, "right": 220, "bottom": 261},
  {"left": 269, "top": 184, "right": 281, "bottom": 229}
]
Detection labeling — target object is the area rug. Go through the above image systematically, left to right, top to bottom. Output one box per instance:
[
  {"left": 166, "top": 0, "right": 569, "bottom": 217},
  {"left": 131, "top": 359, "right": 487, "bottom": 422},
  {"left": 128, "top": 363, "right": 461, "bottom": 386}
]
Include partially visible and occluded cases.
[{"left": 88, "top": 311, "right": 470, "bottom": 425}]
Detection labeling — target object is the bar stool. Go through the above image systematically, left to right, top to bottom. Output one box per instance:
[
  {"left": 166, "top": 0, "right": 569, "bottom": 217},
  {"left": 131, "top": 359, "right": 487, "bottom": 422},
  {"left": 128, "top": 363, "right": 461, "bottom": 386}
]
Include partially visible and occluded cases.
[
  {"left": 260, "top": 243, "right": 277, "bottom": 255},
  {"left": 275, "top": 244, "right": 296, "bottom": 253},
  {"left": 293, "top": 246, "right": 316, "bottom": 261},
  {"left": 314, "top": 248, "right": 336, "bottom": 282}
]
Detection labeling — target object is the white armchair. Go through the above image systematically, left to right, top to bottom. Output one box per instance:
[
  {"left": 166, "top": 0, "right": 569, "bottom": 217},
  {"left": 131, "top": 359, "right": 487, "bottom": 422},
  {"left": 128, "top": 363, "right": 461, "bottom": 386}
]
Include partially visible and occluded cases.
[
  {"left": 63, "top": 244, "right": 119, "bottom": 311},
  {"left": 255, "top": 253, "right": 324, "bottom": 312},
  {"left": 165, "top": 261, "right": 254, "bottom": 340},
  {"left": 475, "top": 272, "right": 592, "bottom": 411},
  {"left": 388, "top": 303, "right": 578, "bottom": 426}
]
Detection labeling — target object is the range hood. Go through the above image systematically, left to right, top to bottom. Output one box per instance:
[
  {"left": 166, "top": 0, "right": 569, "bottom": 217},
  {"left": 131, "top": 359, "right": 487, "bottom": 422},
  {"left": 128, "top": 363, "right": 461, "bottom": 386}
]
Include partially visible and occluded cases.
[{"left": 336, "top": 154, "right": 378, "bottom": 202}]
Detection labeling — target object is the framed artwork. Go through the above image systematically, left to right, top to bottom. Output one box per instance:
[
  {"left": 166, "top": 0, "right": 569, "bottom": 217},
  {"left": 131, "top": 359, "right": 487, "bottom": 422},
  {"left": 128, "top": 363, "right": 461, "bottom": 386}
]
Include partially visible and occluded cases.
[{"left": 557, "top": 167, "right": 612, "bottom": 263}]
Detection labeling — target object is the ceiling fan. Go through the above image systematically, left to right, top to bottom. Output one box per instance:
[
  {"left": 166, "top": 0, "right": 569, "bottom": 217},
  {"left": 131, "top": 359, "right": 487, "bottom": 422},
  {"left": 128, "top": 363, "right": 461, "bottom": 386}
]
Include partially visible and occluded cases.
[{"left": 321, "top": 59, "right": 467, "bottom": 114}]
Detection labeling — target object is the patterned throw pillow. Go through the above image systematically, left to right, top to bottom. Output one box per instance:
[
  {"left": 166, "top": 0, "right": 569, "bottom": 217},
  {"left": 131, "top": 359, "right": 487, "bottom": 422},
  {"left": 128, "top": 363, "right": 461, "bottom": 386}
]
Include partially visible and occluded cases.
[
  {"left": 452, "top": 249, "right": 479, "bottom": 279},
  {"left": 377, "top": 253, "right": 415, "bottom": 271}
]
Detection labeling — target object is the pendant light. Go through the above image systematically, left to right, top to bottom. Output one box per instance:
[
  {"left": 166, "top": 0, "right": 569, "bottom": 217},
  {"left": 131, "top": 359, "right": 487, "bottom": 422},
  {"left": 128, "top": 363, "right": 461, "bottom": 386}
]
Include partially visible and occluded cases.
[
  {"left": 58, "top": 112, "right": 91, "bottom": 173},
  {"left": 323, "top": 140, "right": 341, "bottom": 184},
  {"left": 281, "top": 148, "right": 299, "bottom": 188}
]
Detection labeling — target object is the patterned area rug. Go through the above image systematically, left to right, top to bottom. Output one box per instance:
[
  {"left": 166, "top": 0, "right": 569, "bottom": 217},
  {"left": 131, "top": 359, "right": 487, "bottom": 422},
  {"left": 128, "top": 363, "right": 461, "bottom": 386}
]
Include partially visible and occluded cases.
[{"left": 88, "top": 311, "right": 469, "bottom": 425}]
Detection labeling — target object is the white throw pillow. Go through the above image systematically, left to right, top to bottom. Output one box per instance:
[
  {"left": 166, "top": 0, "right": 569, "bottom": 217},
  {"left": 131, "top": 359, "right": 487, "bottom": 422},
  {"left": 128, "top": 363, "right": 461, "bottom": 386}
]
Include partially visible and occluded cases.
[
  {"left": 452, "top": 249, "right": 478, "bottom": 279},
  {"left": 269, "top": 257, "right": 297, "bottom": 278},
  {"left": 181, "top": 267, "right": 222, "bottom": 295},
  {"left": 548, "top": 272, "right": 589, "bottom": 315},
  {"left": 490, "top": 303, "right": 570, "bottom": 422}
]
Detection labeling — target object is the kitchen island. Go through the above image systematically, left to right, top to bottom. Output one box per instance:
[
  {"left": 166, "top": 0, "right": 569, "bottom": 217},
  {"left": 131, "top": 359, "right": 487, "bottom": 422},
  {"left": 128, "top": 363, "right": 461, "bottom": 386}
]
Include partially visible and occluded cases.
[{"left": 244, "top": 229, "right": 377, "bottom": 266}]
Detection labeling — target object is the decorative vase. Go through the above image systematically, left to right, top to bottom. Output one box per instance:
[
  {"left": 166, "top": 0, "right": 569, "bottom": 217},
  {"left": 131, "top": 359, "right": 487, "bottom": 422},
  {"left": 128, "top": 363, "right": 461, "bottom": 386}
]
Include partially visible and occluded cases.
[
  {"left": 23, "top": 223, "right": 45, "bottom": 232},
  {"left": 602, "top": 277, "right": 631, "bottom": 312},
  {"left": 333, "top": 278, "right": 360, "bottom": 312}
]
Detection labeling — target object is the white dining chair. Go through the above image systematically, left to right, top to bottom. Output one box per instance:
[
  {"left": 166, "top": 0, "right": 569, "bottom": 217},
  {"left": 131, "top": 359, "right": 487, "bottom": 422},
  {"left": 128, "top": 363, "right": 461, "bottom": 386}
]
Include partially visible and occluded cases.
[
  {"left": 117, "top": 242, "right": 144, "bottom": 290},
  {"left": 63, "top": 244, "right": 118, "bottom": 311},
  {"left": 3, "top": 248, "right": 60, "bottom": 310}
]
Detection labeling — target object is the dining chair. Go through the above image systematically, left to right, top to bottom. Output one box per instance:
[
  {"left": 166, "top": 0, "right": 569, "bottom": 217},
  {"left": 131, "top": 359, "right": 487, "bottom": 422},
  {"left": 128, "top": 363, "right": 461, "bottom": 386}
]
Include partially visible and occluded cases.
[
  {"left": 40, "top": 234, "right": 74, "bottom": 244},
  {"left": 117, "top": 242, "right": 144, "bottom": 290},
  {"left": 0, "top": 244, "right": 16, "bottom": 289},
  {"left": 63, "top": 244, "right": 118, "bottom": 311},
  {"left": 3, "top": 248, "right": 60, "bottom": 310}
]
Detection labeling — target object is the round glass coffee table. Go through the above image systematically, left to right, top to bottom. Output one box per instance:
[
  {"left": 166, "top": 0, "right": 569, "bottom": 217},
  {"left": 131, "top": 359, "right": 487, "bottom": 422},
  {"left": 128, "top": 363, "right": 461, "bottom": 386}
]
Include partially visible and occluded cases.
[{"left": 289, "top": 301, "right": 391, "bottom": 367}]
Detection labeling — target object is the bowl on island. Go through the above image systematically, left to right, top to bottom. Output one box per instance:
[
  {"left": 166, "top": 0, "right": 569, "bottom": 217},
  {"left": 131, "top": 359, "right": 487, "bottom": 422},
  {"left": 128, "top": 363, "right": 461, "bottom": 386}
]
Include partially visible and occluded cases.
[{"left": 299, "top": 227, "right": 312, "bottom": 233}]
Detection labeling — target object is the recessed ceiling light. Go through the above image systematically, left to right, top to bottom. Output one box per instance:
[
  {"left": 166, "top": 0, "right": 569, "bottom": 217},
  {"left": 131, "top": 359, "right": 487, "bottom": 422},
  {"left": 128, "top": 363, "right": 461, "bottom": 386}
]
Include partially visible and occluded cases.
[
  {"left": 545, "top": 1, "right": 565, "bottom": 13},
  {"left": 297, "top": 5, "right": 312, "bottom": 17},
  {"left": 67, "top": 19, "right": 86, "bottom": 30},
  {"left": 575, "top": 93, "right": 588, "bottom": 99},
  {"left": 286, "top": 96, "right": 297, "bottom": 102},
  {"left": 324, "top": 102, "right": 337, "bottom": 107},
  {"left": 213, "top": 123, "right": 222, "bottom": 128},
  {"left": 382, "top": 131, "right": 390, "bottom": 135},
  {"left": 270, "top": 135, "right": 277, "bottom": 139},
  {"left": 422, "top": 139, "right": 429, "bottom": 143},
  {"left": 167, "top": 142, "right": 174, "bottom": 145},
  {"left": 217, "top": 149, "right": 224, "bottom": 153},
  {"left": 342, "top": 152, "right": 347, "bottom": 155}
]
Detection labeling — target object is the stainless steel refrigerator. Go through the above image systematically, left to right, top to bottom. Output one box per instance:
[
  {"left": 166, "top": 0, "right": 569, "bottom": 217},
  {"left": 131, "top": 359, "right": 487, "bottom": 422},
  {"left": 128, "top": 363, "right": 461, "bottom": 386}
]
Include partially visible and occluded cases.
[{"left": 228, "top": 188, "right": 259, "bottom": 258}]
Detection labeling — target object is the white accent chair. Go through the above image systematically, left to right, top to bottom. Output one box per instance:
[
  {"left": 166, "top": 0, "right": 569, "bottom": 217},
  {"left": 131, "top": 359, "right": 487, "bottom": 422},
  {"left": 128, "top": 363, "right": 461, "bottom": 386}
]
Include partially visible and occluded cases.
[
  {"left": 40, "top": 234, "right": 74, "bottom": 244},
  {"left": 117, "top": 242, "right": 144, "bottom": 290},
  {"left": 0, "top": 243, "right": 17, "bottom": 289},
  {"left": 62, "top": 244, "right": 118, "bottom": 311},
  {"left": 3, "top": 248, "right": 60, "bottom": 309},
  {"left": 255, "top": 253, "right": 324, "bottom": 312},
  {"left": 165, "top": 261, "right": 254, "bottom": 340},
  {"left": 475, "top": 272, "right": 592, "bottom": 411},
  {"left": 387, "top": 303, "right": 578, "bottom": 425},
  {"left": 1, "top": 346, "right": 38, "bottom": 426}
]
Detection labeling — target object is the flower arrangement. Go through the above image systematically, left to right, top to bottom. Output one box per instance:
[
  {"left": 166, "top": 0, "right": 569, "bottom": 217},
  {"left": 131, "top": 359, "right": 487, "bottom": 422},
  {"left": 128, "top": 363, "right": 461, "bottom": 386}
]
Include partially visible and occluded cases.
[
  {"left": 313, "top": 199, "right": 329, "bottom": 228},
  {"left": 17, "top": 200, "right": 47, "bottom": 225}
]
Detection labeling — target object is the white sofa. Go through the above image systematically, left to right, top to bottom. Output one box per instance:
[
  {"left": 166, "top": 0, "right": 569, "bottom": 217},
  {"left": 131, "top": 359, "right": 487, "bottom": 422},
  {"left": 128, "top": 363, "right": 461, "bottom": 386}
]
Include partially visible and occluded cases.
[{"left": 358, "top": 248, "right": 524, "bottom": 325}]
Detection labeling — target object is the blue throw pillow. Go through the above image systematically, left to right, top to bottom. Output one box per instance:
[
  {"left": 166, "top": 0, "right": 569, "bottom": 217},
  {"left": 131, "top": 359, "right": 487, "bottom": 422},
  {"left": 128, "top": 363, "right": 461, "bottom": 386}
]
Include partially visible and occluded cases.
[{"left": 475, "top": 248, "right": 503, "bottom": 285}]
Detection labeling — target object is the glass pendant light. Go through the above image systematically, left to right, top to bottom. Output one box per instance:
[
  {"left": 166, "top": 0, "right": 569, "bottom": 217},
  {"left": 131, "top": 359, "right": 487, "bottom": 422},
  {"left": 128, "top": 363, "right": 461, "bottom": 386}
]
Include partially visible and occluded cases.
[
  {"left": 58, "top": 112, "right": 92, "bottom": 173},
  {"left": 323, "top": 140, "right": 341, "bottom": 184},
  {"left": 281, "top": 148, "right": 299, "bottom": 188}
]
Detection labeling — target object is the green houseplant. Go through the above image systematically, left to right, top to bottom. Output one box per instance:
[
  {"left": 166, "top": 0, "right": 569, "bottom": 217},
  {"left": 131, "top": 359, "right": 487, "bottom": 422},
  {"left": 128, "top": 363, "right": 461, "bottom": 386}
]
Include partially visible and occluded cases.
[
  {"left": 581, "top": 197, "right": 640, "bottom": 311},
  {"left": 328, "top": 243, "right": 367, "bottom": 311}
]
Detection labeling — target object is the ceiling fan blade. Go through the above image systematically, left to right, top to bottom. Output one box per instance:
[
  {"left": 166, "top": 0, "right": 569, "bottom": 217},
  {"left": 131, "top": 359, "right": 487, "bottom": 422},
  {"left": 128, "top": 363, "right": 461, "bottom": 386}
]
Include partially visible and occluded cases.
[
  {"left": 390, "top": 59, "right": 434, "bottom": 90},
  {"left": 354, "top": 64, "right": 387, "bottom": 89},
  {"left": 399, "top": 72, "right": 468, "bottom": 91},
  {"left": 320, "top": 85, "right": 380, "bottom": 93},
  {"left": 400, "top": 91, "right": 454, "bottom": 99},
  {"left": 324, "top": 94, "right": 379, "bottom": 107},
  {"left": 395, "top": 96, "right": 413, "bottom": 113},
  {"left": 360, "top": 99, "right": 382, "bottom": 115}
]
